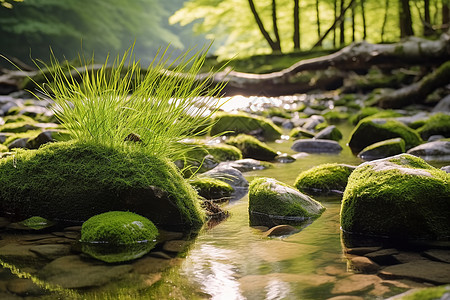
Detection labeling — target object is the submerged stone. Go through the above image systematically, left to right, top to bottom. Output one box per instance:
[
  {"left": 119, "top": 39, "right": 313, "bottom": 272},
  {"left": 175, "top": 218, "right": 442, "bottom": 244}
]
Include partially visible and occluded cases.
[
  {"left": 348, "top": 118, "right": 422, "bottom": 154},
  {"left": 314, "top": 125, "right": 343, "bottom": 141},
  {"left": 357, "top": 138, "right": 406, "bottom": 161},
  {"left": 291, "top": 139, "right": 342, "bottom": 153},
  {"left": 0, "top": 141, "right": 205, "bottom": 231},
  {"left": 341, "top": 154, "right": 450, "bottom": 240},
  {"left": 294, "top": 163, "right": 356, "bottom": 195},
  {"left": 248, "top": 177, "right": 325, "bottom": 227}
]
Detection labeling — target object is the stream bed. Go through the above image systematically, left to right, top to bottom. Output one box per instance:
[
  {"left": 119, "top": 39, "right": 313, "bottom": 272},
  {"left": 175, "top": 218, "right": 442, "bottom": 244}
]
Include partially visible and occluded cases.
[{"left": 0, "top": 96, "right": 448, "bottom": 299}]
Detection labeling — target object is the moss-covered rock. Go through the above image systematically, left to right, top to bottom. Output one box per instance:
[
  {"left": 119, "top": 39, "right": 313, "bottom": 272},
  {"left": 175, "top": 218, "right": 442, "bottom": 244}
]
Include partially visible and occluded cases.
[
  {"left": 349, "top": 107, "right": 381, "bottom": 125},
  {"left": 322, "top": 109, "right": 350, "bottom": 123},
  {"left": 209, "top": 112, "right": 283, "bottom": 141},
  {"left": 416, "top": 113, "right": 450, "bottom": 140},
  {"left": 348, "top": 118, "right": 422, "bottom": 154},
  {"left": 0, "top": 121, "right": 41, "bottom": 133},
  {"left": 314, "top": 125, "right": 343, "bottom": 141},
  {"left": 289, "top": 127, "right": 315, "bottom": 139},
  {"left": 226, "top": 134, "right": 277, "bottom": 161},
  {"left": 357, "top": 137, "right": 406, "bottom": 160},
  {"left": 0, "top": 141, "right": 205, "bottom": 231},
  {"left": 0, "top": 144, "right": 8, "bottom": 152},
  {"left": 341, "top": 154, "right": 450, "bottom": 240},
  {"left": 294, "top": 163, "right": 355, "bottom": 195},
  {"left": 189, "top": 177, "right": 233, "bottom": 200},
  {"left": 249, "top": 177, "right": 325, "bottom": 227},
  {"left": 80, "top": 211, "right": 158, "bottom": 263},
  {"left": 81, "top": 211, "right": 158, "bottom": 244},
  {"left": 19, "top": 216, "right": 54, "bottom": 230}
]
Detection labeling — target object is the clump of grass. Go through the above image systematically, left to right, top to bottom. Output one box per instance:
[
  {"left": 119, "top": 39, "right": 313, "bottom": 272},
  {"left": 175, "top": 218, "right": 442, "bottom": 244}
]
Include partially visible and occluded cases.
[{"left": 34, "top": 46, "right": 225, "bottom": 161}]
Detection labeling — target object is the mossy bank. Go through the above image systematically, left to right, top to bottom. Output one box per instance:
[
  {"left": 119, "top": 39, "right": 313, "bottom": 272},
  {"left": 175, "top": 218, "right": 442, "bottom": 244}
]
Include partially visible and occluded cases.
[{"left": 0, "top": 141, "right": 205, "bottom": 231}]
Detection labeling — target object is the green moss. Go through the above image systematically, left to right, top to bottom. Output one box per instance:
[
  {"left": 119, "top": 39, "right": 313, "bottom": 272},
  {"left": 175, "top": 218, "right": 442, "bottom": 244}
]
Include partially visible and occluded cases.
[
  {"left": 260, "top": 107, "right": 291, "bottom": 119},
  {"left": 349, "top": 107, "right": 381, "bottom": 125},
  {"left": 322, "top": 110, "right": 350, "bottom": 123},
  {"left": 209, "top": 112, "right": 283, "bottom": 141},
  {"left": 417, "top": 113, "right": 450, "bottom": 140},
  {"left": 3, "top": 115, "right": 36, "bottom": 124},
  {"left": 348, "top": 118, "right": 422, "bottom": 154},
  {"left": 0, "top": 121, "right": 41, "bottom": 133},
  {"left": 314, "top": 122, "right": 329, "bottom": 131},
  {"left": 290, "top": 127, "right": 315, "bottom": 139},
  {"left": 4, "top": 130, "right": 42, "bottom": 146},
  {"left": 226, "top": 134, "right": 277, "bottom": 161},
  {"left": 358, "top": 138, "right": 406, "bottom": 160},
  {"left": 0, "top": 141, "right": 205, "bottom": 230},
  {"left": 204, "top": 143, "right": 242, "bottom": 161},
  {"left": 0, "top": 144, "right": 8, "bottom": 152},
  {"left": 341, "top": 154, "right": 450, "bottom": 239},
  {"left": 294, "top": 163, "right": 354, "bottom": 195},
  {"left": 190, "top": 177, "right": 233, "bottom": 199},
  {"left": 249, "top": 177, "right": 325, "bottom": 217},
  {"left": 81, "top": 211, "right": 158, "bottom": 245},
  {"left": 19, "top": 216, "right": 54, "bottom": 230},
  {"left": 397, "top": 285, "right": 450, "bottom": 300}
]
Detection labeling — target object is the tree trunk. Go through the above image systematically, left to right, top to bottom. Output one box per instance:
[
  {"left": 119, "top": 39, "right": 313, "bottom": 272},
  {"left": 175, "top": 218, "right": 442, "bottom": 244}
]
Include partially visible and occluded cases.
[
  {"left": 247, "top": 0, "right": 280, "bottom": 52},
  {"left": 272, "top": 0, "right": 282, "bottom": 52},
  {"left": 293, "top": 0, "right": 300, "bottom": 50},
  {"left": 312, "top": 0, "right": 356, "bottom": 49},
  {"left": 315, "top": 0, "right": 322, "bottom": 45},
  {"left": 333, "top": 0, "right": 337, "bottom": 47},
  {"left": 340, "top": 0, "right": 346, "bottom": 46},
  {"left": 360, "top": 0, "right": 367, "bottom": 39},
  {"left": 381, "top": 0, "right": 389, "bottom": 42},
  {"left": 399, "top": 0, "right": 414, "bottom": 37},
  {"left": 424, "top": 0, "right": 433, "bottom": 36},
  {"left": 443, "top": 0, "right": 450, "bottom": 30},
  {"left": 351, "top": 3, "right": 356, "bottom": 42},
  {"left": 210, "top": 33, "right": 450, "bottom": 97},
  {"left": 377, "top": 60, "right": 450, "bottom": 108}
]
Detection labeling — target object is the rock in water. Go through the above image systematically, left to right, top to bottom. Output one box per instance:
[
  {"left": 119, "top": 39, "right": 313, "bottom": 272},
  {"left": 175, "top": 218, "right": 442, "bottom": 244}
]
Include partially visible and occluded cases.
[
  {"left": 348, "top": 118, "right": 422, "bottom": 154},
  {"left": 357, "top": 138, "right": 406, "bottom": 161},
  {"left": 291, "top": 139, "right": 342, "bottom": 153},
  {"left": 0, "top": 141, "right": 205, "bottom": 231},
  {"left": 341, "top": 154, "right": 450, "bottom": 240},
  {"left": 249, "top": 177, "right": 325, "bottom": 227}
]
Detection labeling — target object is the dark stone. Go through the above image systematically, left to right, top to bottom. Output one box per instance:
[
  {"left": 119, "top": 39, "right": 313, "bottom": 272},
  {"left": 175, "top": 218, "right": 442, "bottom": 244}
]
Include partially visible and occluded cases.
[
  {"left": 8, "top": 137, "right": 28, "bottom": 149},
  {"left": 291, "top": 139, "right": 342, "bottom": 153},
  {"left": 407, "top": 141, "right": 450, "bottom": 159},
  {"left": 364, "top": 248, "right": 400, "bottom": 265},
  {"left": 379, "top": 260, "right": 450, "bottom": 284}
]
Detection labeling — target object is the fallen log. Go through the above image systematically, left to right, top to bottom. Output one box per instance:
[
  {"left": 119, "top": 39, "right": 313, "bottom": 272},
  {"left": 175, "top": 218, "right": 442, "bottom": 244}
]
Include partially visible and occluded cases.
[{"left": 209, "top": 33, "right": 450, "bottom": 96}]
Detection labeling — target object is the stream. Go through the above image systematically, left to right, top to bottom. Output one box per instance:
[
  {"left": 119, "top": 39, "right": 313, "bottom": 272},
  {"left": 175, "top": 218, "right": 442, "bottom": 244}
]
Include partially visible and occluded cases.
[{"left": 0, "top": 96, "right": 448, "bottom": 300}]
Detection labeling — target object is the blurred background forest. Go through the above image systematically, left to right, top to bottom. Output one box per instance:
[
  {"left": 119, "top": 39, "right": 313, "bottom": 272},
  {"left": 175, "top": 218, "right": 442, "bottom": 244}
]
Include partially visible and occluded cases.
[{"left": 0, "top": 0, "right": 449, "bottom": 68}]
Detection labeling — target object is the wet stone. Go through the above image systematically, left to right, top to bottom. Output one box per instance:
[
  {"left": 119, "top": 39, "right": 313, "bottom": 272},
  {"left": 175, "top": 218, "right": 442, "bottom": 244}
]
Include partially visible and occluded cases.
[
  {"left": 275, "top": 153, "right": 296, "bottom": 163},
  {"left": 262, "top": 225, "right": 298, "bottom": 237},
  {"left": 157, "top": 230, "right": 184, "bottom": 242},
  {"left": 162, "top": 240, "right": 189, "bottom": 253},
  {"left": 29, "top": 244, "right": 72, "bottom": 260},
  {"left": 345, "top": 247, "right": 382, "bottom": 256},
  {"left": 365, "top": 248, "right": 400, "bottom": 265},
  {"left": 423, "top": 249, "right": 450, "bottom": 263},
  {"left": 148, "top": 251, "right": 172, "bottom": 260},
  {"left": 392, "top": 251, "right": 427, "bottom": 264},
  {"left": 39, "top": 255, "right": 132, "bottom": 289},
  {"left": 132, "top": 256, "right": 182, "bottom": 274},
  {"left": 349, "top": 256, "right": 380, "bottom": 274},
  {"left": 379, "top": 260, "right": 450, "bottom": 284},
  {"left": 331, "top": 274, "right": 381, "bottom": 294},
  {"left": 6, "top": 278, "right": 45, "bottom": 296},
  {"left": 0, "top": 292, "right": 23, "bottom": 300}
]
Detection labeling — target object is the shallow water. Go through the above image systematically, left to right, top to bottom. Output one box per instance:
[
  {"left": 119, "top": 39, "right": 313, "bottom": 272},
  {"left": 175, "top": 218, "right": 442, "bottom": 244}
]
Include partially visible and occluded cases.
[{"left": 0, "top": 121, "right": 448, "bottom": 299}]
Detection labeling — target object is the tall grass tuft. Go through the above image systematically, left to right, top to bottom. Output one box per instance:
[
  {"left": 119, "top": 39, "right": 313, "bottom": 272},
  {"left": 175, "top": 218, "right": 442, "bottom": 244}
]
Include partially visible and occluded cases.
[{"left": 35, "top": 46, "right": 225, "bottom": 161}]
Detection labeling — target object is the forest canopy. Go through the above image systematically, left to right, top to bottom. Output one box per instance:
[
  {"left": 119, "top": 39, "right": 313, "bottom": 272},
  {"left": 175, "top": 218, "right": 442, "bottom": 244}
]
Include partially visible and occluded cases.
[{"left": 0, "top": 0, "right": 449, "bottom": 64}]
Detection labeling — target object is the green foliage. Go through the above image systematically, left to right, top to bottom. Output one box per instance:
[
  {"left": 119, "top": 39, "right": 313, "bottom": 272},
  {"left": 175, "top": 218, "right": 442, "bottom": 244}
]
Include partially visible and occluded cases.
[
  {"left": 0, "top": 0, "right": 183, "bottom": 64},
  {"left": 36, "top": 47, "right": 223, "bottom": 162},
  {"left": 294, "top": 163, "right": 354, "bottom": 195},
  {"left": 81, "top": 211, "right": 158, "bottom": 245},
  {"left": 19, "top": 216, "right": 53, "bottom": 230},
  {"left": 397, "top": 285, "right": 450, "bottom": 300}
]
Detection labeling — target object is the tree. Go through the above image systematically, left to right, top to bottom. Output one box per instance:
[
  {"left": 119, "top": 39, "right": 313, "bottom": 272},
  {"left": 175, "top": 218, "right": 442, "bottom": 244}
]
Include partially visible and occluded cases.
[
  {"left": 0, "top": 0, "right": 182, "bottom": 65},
  {"left": 247, "top": 0, "right": 282, "bottom": 52},
  {"left": 293, "top": 0, "right": 300, "bottom": 49},
  {"left": 399, "top": 0, "right": 414, "bottom": 37}
]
